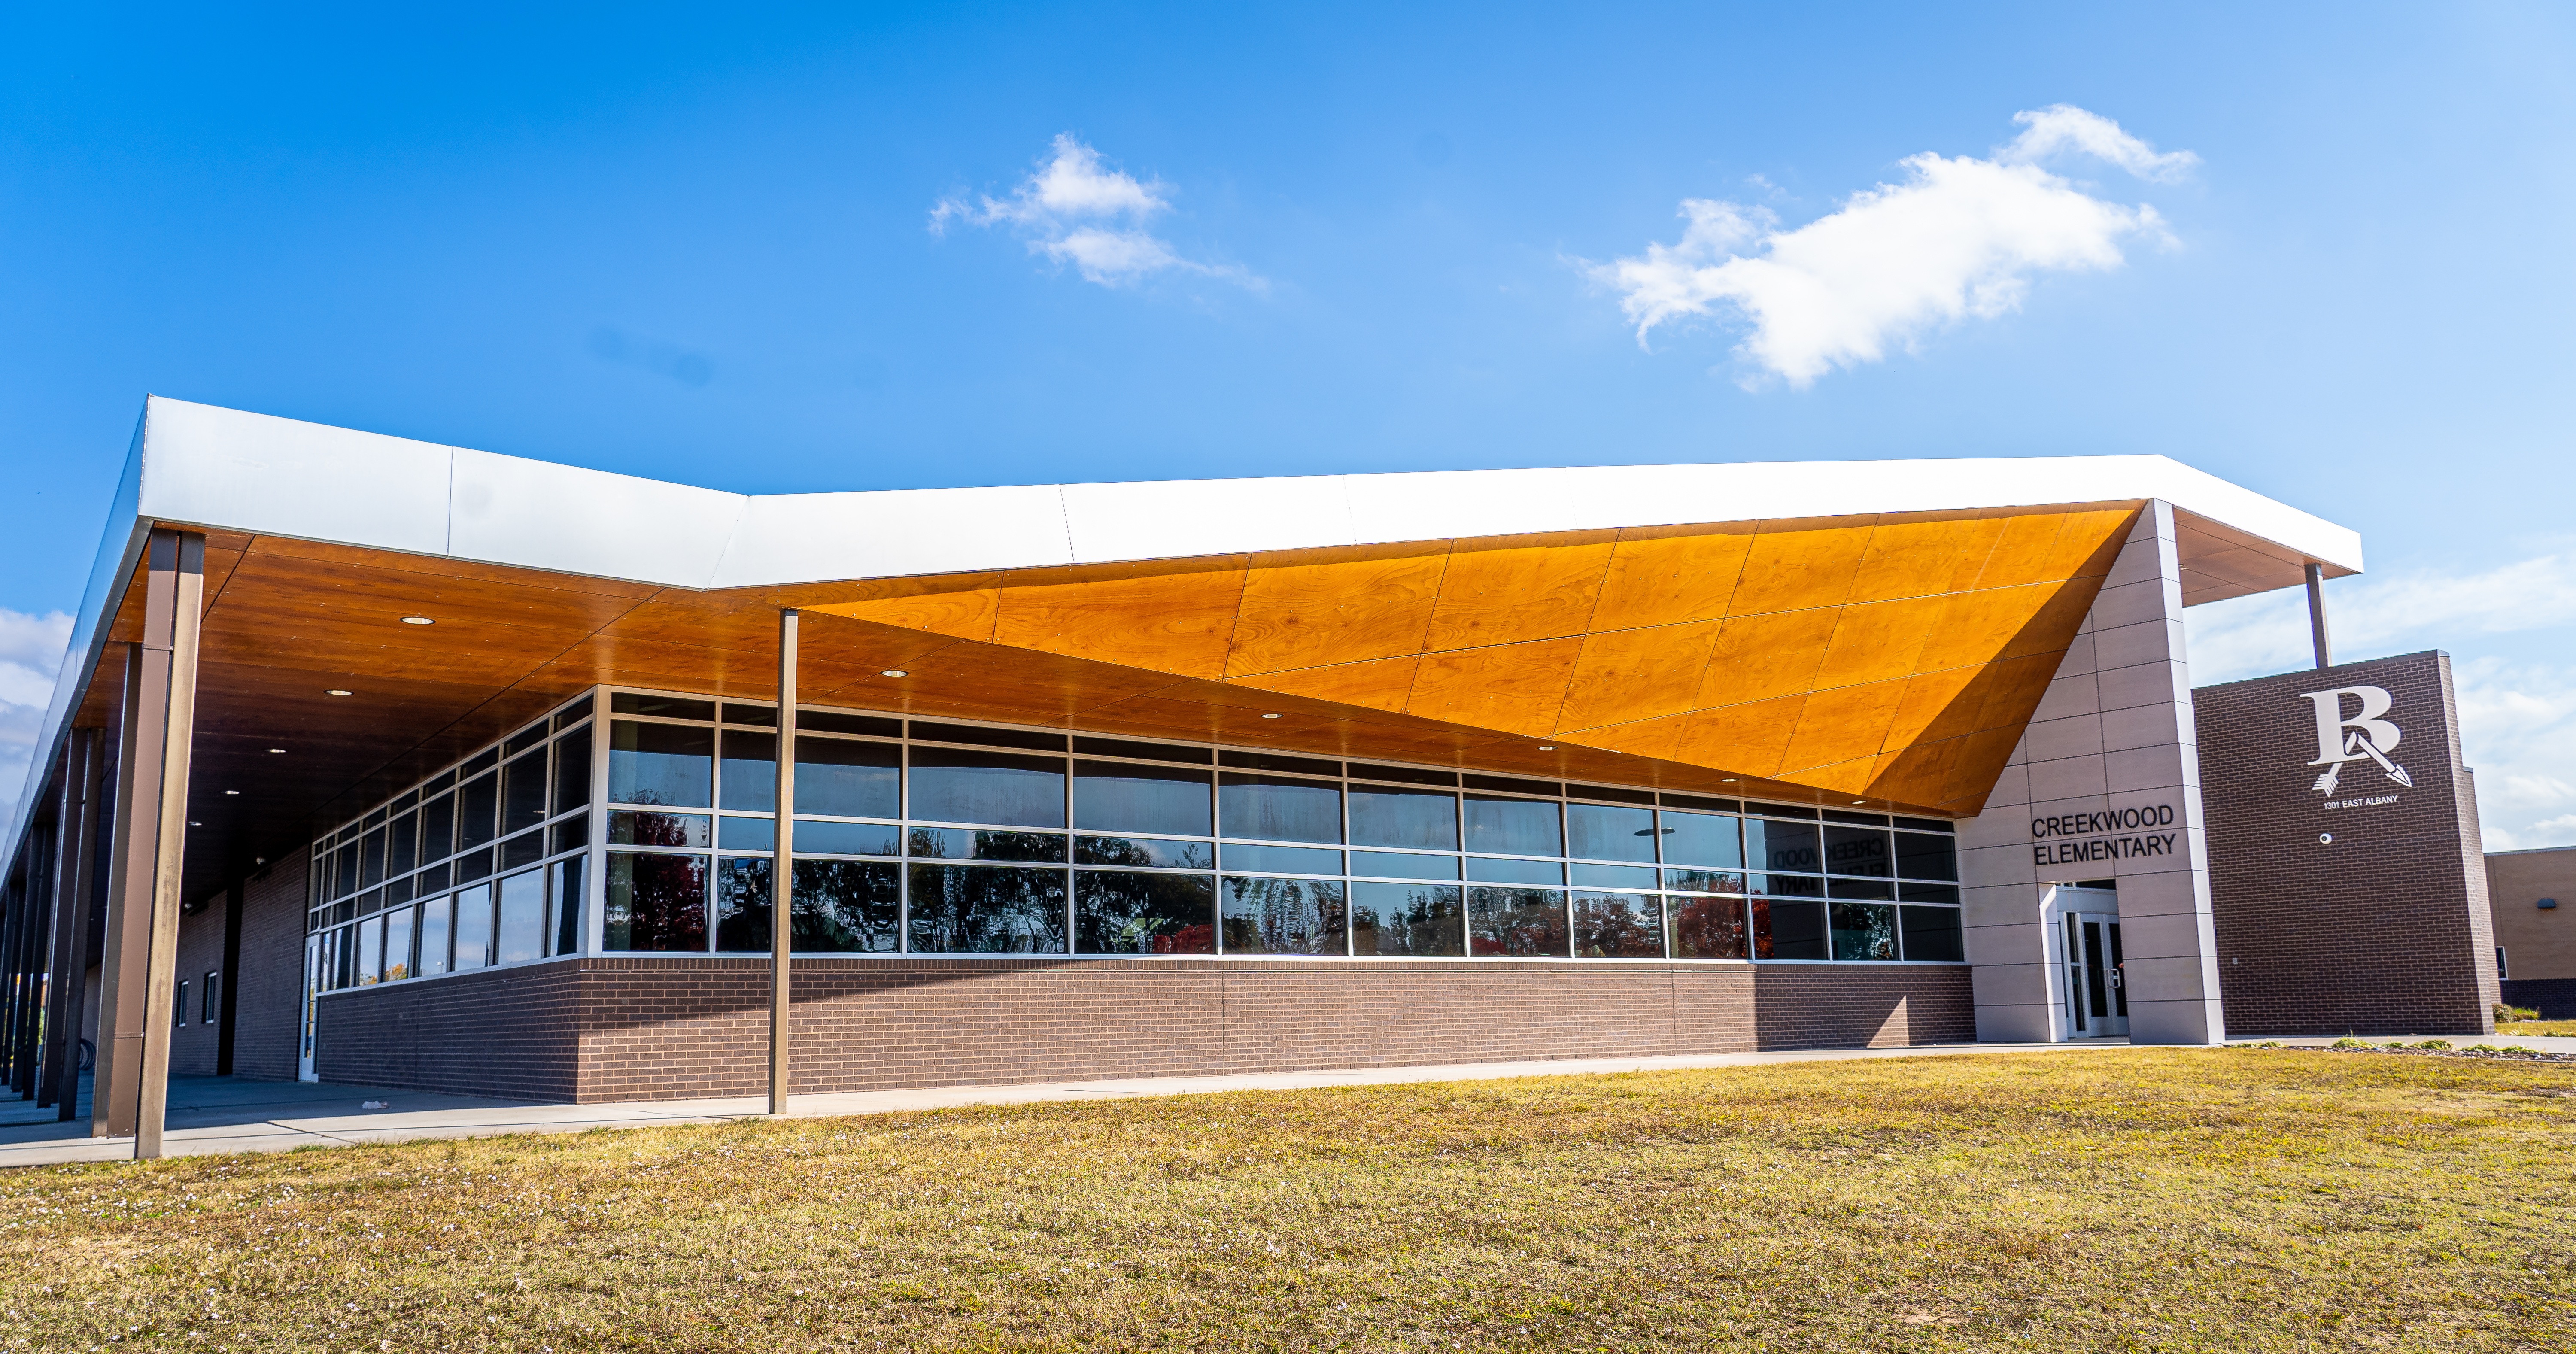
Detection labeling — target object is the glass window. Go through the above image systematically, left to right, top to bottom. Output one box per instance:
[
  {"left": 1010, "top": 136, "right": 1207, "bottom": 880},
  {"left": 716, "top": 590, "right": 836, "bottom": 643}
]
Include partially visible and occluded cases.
[
  {"left": 554, "top": 692, "right": 597, "bottom": 730},
  {"left": 611, "top": 692, "right": 713, "bottom": 720},
  {"left": 801, "top": 710, "right": 900, "bottom": 738},
  {"left": 608, "top": 720, "right": 715, "bottom": 808},
  {"left": 553, "top": 724, "right": 593, "bottom": 815},
  {"left": 720, "top": 730, "right": 777, "bottom": 813},
  {"left": 798, "top": 737, "right": 901, "bottom": 819},
  {"left": 909, "top": 747, "right": 1066, "bottom": 828},
  {"left": 503, "top": 750, "right": 549, "bottom": 835},
  {"left": 1074, "top": 761, "right": 1213, "bottom": 837},
  {"left": 458, "top": 772, "right": 500, "bottom": 850},
  {"left": 1217, "top": 774, "right": 1341, "bottom": 844},
  {"left": 1349, "top": 786, "right": 1458, "bottom": 851},
  {"left": 419, "top": 793, "right": 455, "bottom": 864},
  {"left": 1464, "top": 795, "right": 1561, "bottom": 857},
  {"left": 1567, "top": 803, "right": 1658, "bottom": 863},
  {"left": 609, "top": 810, "right": 710, "bottom": 848},
  {"left": 387, "top": 811, "right": 418, "bottom": 879},
  {"left": 1660, "top": 811, "right": 1742, "bottom": 869},
  {"left": 551, "top": 812, "right": 589, "bottom": 857},
  {"left": 720, "top": 816, "right": 776, "bottom": 851},
  {"left": 796, "top": 819, "right": 902, "bottom": 857},
  {"left": 1744, "top": 819, "right": 1823, "bottom": 875},
  {"left": 1823, "top": 826, "right": 1892, "bottom": 878},
  {"left": 359, "top": 827, "right": 387, "bottom": 889},
  {"left": 907, "top": 827, "right": 1067, "bottom": 862},
  {"left": 501, "top": 829, "right": 546, "bottom": 871},
  {"left": 1896, "top": 832, "right": 1959, "bottom": 881},
  {"left": 1076, "top": 836, "right": 1213, "bottom": 869},
  {"left": 1218, "top": 842, "right": 1341, "bottom": 875},
  {"left": 334, "top": 844, "right": 357, "bottom": 899},
  {"left": 1349, "top": 851, "right": 1461, "bottom": 881},
  {"left": 605, "top": 853, "right": 708, "bottom": 953},
  {"left": 548, "top": 856, "right": 583, "bottom": 956},
  {"left": 1465, "top": 856, "right": 1563, "bottom": 886},
  {"left": 716, "top": 857, "right": 772, "bottom": 953},
  {"left": 791, "top": 859, "right": 900, "bottom": 953},
  {"left": 1571, "top": 862, "right": 1657, "bottom": 889},
  {"left": 907, "top": 864, "right": 1068, "bottom": 954},
  {"left": 1663, "top": 868, "right": 1746, "bottom": 894},
  {"left": 496, "top": 870, "right": 545, "bottom": 965},
  {"left": 1076, "top": 871, "right": 1217, "bottom": 955},
  {"left": 1750, "top": 872, "right": 1826, "bottom": 899},
  {"left": 1828, "top": 876, "right": 1896, "bottom": 901},
  {"left": 1220, "top": 877, "right": 1346, "bottom": 956},
  {"left": 1899, "top": 881, "right": 1962, "bottom": 905},
  {"left": 1350, "top": 882, "right": 1464, "bottom": 956},
  {"left": 452, "top": 883, "right": 495, "bottom": 971},
  {"left": 1468, "top": 886, "right": 1567, "bottom": 957},
  {"left": 1573, "top": 891, "right": 1664, "bottom": 958},
  {"left": 418, "top": 894, "right": 451, "bottom": 976},
  {"left": 1670, "top": 895, "right": 1748, "bottom": 959},
  {"left": 1752, "top": 897, "right": 1829, "bottom": 960},
  {"left": 1830, "top": 901, "right": 1899, "bottom": 961},
  {"left": 383, "top": 905, "right": 415, "bottom": 981},
  {"left": 1899, "top": 905, "right": 1965, "bottom": 962},
  {"left": 356, "top": 914, "right": 384, "bottom": 985},
  {"left": 202, "top": 972, "right": 219, "bottom": 1022},
  {"left": 175, "top": 980, "right": 188, "bottom": 1023}
]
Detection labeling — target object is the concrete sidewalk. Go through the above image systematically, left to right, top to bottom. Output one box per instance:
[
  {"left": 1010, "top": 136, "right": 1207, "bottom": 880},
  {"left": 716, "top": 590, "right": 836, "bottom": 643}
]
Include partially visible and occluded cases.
[
  {"left": 11, "top": 1032, "right": 2563, "bottom": 1169},
  {"left": 1, "top": 1040, "right": 2128, "bottom": 1168}
]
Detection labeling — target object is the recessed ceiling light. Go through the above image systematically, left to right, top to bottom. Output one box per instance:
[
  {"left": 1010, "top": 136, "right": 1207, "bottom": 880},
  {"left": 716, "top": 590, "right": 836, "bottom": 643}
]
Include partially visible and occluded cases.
[
  {"left": 401, "top": 616, "right": 434, "bottom": 625},
  {"left": 880, "top": 669, "right": 908, "bottom": 678},
  {"left": 325, "top": 689, "right": 353, "bottom": 697},
  {"left": 1260, "top": 713, "right": 1282, "bottom": 719},
  {"left": 1537, "top": 744, "right": 1556, "bottom": 750},
  {"left": 268, "top": 748, "right": 286, "bottom": 754},
  {"left": 1721, "top": 778, "right": 1739, "bottom": 783},
  {"left": 224, "top": 789, "right": 240, "bottom": 795},
  {"left": 1852, "top": 800, "right": 1866, "bottom": 805},
  {"left": 188, "top": 820, "right": 201, "bottom": 827}
]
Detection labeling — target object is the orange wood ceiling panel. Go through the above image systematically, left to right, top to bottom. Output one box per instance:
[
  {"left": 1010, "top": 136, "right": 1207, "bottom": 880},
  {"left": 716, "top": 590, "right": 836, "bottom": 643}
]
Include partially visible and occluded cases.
[{"left": 77, "top": 501, "right": 2141, "bottom": 903}]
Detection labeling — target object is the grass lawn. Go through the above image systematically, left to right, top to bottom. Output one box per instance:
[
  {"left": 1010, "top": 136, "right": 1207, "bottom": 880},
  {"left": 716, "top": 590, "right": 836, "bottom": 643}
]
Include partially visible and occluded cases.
[
  {"left": 2499, "top": 1019, "right": 2576, "bottom": 1037},
  {"left": 4, "top": 1048, "right": 2572, "bottom": 1352}
]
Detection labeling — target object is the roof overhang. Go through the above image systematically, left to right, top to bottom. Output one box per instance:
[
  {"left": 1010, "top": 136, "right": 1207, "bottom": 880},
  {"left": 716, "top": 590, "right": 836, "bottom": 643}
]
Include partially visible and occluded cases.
[{"left": 3, "top": 397, "right": 2366, "bottom": 896}]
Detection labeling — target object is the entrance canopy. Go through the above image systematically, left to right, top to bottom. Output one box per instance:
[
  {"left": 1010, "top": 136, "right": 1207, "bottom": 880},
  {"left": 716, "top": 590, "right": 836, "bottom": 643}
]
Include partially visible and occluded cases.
[{"left": 8, "top": 398, "right": 2362, "bottom": 903}]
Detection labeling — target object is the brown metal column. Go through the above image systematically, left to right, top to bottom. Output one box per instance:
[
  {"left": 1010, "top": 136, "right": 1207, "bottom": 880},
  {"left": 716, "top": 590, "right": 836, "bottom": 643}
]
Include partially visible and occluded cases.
[
  {"left": 92, "top": 528, "right": 205, "bottom": 1155},
  {"left": 770, "top": 608, "right": 796, "bottom": 1116},
  {"left": 43, "top": 728, "right": 101, "bottom": 1120},
  {"left": 14, "top": 823, "right": 55, "bottom": 1096}
]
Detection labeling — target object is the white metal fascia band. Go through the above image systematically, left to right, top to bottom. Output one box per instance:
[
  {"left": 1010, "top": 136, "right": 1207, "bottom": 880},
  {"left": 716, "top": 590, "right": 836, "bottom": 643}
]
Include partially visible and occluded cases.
[
  {"left": 0, "top": 396, "right": 2366, "bottom": 855},
  {"left": 130, "top": 396, "right": 2365, "bottom": 588}
]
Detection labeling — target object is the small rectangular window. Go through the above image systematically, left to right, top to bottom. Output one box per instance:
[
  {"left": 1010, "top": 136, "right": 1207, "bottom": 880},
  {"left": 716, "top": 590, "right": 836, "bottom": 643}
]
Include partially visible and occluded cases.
[
  {"left": 611, "top": 692, "right": 714, "bottom": 721},
  {"left": 553, "top": 724, "right": 594, "bottom": 815},
  {"left": 548, "top": 856, "right": 585, "bottom": 957},
  {"left": 201, "top": 972, "right": 221, "bottom": 1021},
  {"left": 174, "top": 980, "right": 189, "bottom": 1027}
]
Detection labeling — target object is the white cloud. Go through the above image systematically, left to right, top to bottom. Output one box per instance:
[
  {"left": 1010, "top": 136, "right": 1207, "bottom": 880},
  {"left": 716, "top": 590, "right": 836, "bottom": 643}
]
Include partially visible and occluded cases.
[
  {"left": 1586, "top": 106, "right": 2188, "bottom": 387},
  {"left": 932, "top": 135, "right": 1261, "bottom": 290},
  {"left": 2181, "top": 550, "right": 2576, "bottom": 850},
  {"left": 0, "top": 609, "right": 72, "bottom": 829}
]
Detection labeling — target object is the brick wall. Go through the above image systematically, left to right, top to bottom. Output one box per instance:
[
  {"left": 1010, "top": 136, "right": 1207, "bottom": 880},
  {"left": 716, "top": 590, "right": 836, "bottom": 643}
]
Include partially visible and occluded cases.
[
  {"left": 2196, "top": 651, "right": 2497, "bottom": 1036},
  {"left": 2485, "top": 847, "right": 2576, "bottom": 984},
  {"left": 227, "top": 853, "right": 310, "bottom": 1081},
  {"left": 165, "top": 890, "right": 230, "bottom": 1075},
  {"left": 310, "top": 957, "right": 1972, "bottom": 1103}
]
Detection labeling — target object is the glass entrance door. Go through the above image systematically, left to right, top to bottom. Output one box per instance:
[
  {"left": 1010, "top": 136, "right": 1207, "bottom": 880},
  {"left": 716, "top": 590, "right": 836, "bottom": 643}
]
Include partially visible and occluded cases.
[{"left": 2061, "top": 910, "right": 2128, "bottom": 1038}]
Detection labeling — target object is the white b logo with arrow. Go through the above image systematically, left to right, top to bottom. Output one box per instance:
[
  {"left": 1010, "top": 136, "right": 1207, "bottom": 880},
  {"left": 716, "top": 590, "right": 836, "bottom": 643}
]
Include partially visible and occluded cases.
[{"left": 2300, "top": 685, "right": 2412, "bottom": 795}]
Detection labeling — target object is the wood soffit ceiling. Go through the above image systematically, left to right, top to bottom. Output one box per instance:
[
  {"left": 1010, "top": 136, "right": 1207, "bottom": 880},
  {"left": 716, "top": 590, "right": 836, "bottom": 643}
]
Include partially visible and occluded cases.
[{"left": 76, "top": 501, "right": 2181, "bottom": 900}]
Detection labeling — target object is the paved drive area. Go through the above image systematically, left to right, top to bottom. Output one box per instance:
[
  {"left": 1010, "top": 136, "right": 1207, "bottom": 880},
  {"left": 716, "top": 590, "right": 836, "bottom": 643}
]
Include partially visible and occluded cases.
[{"left": 4, "top": 1033, "right": 2565, "bottom": 1169}]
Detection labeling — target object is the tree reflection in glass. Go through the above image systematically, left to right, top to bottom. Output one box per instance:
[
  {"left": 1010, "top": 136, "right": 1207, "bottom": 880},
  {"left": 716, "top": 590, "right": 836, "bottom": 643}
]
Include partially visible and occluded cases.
[
  {"left": 906, "top": 864, "right": 1068, "bottom": 953},
  {"left": 1076, "top": 871, "right": 1216, "bottom": 954},
  {"left": 1220, "top": 877, "right": 1345, "bottom": 955},
  {"left": 1350, "top": 882, "right": 1463, "bottom": 956},
  {"left": 1467, "top": 886, "right": 1567, "bottom": 956},
  {"left": 1572, "top": 891, "right": 1664, "bottom": 958},
  {"left": 1670, "top": 895, "right": 1748, "bottom": 959}
]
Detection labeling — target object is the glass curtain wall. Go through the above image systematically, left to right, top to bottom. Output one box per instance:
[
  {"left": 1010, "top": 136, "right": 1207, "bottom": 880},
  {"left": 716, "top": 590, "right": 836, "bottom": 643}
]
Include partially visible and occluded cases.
[
  {"left": 308, "top": 684, "right": 1967, "bottom": 988},
  {"left": 305, "top": 693, "right": 595, "bottom": 997}
]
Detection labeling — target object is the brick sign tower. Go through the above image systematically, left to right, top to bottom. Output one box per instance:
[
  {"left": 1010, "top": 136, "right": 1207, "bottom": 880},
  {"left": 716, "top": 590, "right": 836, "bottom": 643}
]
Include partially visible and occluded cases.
[{"left": 2195, "top": 651, "right": 2499, "bottom": 1036}]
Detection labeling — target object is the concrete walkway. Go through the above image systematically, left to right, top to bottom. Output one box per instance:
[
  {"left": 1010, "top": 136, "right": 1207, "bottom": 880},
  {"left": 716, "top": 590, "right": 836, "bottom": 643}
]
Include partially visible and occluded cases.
[
  {"left": 7, "top": 1032, "right": 2563, "bottom": 1169},
  {"left": 1, "top": 1040, "right": 2124, "bottom": 1168}
]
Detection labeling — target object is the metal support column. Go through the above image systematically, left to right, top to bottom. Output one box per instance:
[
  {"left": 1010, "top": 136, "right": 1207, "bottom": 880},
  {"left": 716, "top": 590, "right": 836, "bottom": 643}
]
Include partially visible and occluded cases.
[
  {"left": 91, "top": 528, "right": 204, "bottom": 1155},
  {"left": 2305, "top": 562, "right": 2333, "bottom": 670},
  {"left": 770, "top": 608, "right": 797, "bottom": 1116},
  {"left": 42, "top": 728, "right": 101, "bottom": 1120},
  {"left": 14, "top": 823, "right": 54, "bottom": 1096}
]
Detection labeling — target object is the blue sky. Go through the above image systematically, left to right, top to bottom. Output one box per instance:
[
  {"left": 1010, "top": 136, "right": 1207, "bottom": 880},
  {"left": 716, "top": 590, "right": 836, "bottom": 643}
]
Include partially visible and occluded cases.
[{"left": 3, "top": 3, "right": 2573, "bottom": 842}]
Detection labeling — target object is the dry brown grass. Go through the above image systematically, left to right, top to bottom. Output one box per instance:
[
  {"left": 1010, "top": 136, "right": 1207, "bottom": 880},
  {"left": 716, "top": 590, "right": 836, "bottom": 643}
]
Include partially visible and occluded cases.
[
  {"left": 2497, "top": 1019, "right": 2576, "bottom": 1037},
  {"left": 3, "top": 1047, "right": 2573, "bottom": 1352}
]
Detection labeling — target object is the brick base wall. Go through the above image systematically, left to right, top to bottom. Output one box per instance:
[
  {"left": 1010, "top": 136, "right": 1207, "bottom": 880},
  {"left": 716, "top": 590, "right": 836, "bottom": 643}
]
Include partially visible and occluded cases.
[
  {"left": 228, "top": 855, "right": 310, "bottom": 1082},
  {"left": 312, "top": 959, "right": 1976, "bottom": 1103},
  {"left": 2500, "top": 978, "right": 2576, "bottom": 1020}
]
